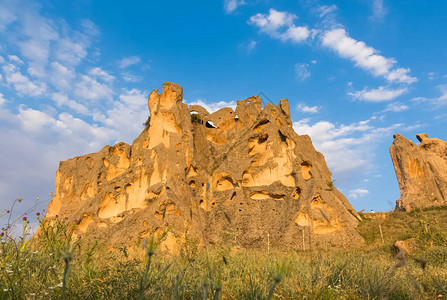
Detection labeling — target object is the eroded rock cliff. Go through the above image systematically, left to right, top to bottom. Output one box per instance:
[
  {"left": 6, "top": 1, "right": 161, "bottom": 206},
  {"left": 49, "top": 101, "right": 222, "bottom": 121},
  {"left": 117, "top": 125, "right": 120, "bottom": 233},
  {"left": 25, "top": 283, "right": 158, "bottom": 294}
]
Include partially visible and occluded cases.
[
  {"left": 46, "top": 82, "right": 363, "bottom": 251},
  {"left": 390, "top": 133, "right": 447, "bottom": 211}
]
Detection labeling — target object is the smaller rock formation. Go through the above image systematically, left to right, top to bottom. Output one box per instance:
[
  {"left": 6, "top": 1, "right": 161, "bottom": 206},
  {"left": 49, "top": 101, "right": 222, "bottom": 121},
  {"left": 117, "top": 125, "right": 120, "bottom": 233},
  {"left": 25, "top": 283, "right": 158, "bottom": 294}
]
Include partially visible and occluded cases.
[
  {"left": 390, "top": 133, "right": 447, "bottom": 211},
  {"left": 394, "top": 238, "right": 416, "bottom": 255}
]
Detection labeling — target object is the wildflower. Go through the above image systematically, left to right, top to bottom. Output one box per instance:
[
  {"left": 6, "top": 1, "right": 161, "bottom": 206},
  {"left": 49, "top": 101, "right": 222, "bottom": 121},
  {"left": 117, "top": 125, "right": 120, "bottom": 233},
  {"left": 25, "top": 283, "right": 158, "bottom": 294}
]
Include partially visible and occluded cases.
[
  {"left": 17, "top": 198, "right": 23, "bottom": 202},
  {"left": 6, "top": 210, "right": 10, "bottom": 213},
  {"left": 36, "top": 212, "right": 40, "bottom": 216},
  {"left": 55, "top": 215, "right": 59, "bottom": 218},
  {"left": 23, "top": 216, "right": 27, "bottom": 221},
  {"left": 0, "top": 232, "right": 4, "bottom": 237},
  {"left": 32, "top": 250, "right": 38, "bottom": 254},
  {"left": 6, "top": 270, "right": 13, "bottom": 274},
  {"left": 57, "top": 282, "right": 63, "bottom": 288},
  {"left": 48, "top": 286, "right": 55, "bottom": 290},
  {"left": 28, "top": 293, "right": 36, "bottom": 296}
]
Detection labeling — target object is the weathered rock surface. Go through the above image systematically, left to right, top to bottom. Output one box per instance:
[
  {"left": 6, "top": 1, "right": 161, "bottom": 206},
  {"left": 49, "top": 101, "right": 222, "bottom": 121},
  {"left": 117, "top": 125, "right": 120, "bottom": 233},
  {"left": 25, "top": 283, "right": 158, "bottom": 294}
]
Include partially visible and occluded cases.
[
  {"left": 46, "top": 82, "right": 363, "bottom": 251},
  {"left": 390, "top": 133, "right": 447, "bottom": 211}
]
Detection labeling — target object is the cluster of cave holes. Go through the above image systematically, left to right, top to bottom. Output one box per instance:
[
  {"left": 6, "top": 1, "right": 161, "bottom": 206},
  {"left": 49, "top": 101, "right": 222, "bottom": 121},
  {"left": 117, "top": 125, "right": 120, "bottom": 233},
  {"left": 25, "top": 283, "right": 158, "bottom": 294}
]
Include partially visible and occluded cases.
[{"left": 189, "top": 111, "right": 220, "bottom": 128}]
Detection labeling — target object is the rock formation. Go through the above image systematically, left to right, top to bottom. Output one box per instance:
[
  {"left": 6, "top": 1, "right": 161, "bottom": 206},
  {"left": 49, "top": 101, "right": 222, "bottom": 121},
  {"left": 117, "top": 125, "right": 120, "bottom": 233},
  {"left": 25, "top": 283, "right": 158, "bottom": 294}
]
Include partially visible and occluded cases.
[
  {"left": 46, "top": 82, "right": 363, "bottom": 251},
  {"left": 390, "top": 133, "right": 447, "bottom": 211}
]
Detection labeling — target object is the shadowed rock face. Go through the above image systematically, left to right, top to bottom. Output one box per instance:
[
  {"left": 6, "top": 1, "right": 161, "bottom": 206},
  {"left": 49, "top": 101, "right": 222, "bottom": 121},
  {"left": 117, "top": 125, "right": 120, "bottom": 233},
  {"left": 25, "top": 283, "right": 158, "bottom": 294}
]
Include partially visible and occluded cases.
[
  {"left": 46, "top": 82, "right": 363, "bottom": 251},
  {"left": 390, "top": 133, "right": 447, "bottom": 211}
]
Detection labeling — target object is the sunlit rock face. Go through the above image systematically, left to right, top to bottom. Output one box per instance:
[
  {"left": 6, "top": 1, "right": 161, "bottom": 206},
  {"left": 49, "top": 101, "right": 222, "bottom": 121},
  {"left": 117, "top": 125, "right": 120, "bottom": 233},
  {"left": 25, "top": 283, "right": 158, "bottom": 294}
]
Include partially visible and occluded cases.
[
  {"left": 47, "top": 82, "right": 363, "bottom": 250},
  {"left": 390, "top": 133, "right": 447, "bottom": 211}
]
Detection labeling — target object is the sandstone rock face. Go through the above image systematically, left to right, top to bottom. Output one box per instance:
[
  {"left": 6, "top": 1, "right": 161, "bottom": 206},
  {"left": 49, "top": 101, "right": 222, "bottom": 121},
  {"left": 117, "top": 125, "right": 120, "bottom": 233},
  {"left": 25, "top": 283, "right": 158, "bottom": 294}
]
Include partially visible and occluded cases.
[
  {"left": 46, "top": 82, "right": 362, "bottom": 250},
  {"left": 390, "top": 133, "right": 447, "bottom": 211}
]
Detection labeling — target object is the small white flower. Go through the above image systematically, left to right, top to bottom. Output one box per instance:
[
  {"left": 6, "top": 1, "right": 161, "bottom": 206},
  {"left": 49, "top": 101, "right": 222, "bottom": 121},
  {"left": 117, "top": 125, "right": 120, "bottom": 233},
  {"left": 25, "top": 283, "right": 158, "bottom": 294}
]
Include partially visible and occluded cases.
[
  {"left": 32, "top": 250, "right": 38, "bottom": 254},
  {"left": 5, "top": 270, "right": 13, "bottom": 274},
  {"left": 57, "top": 282, "right": 63, "bottom": 288},
  {"left": 48, "top": 287, "right": 55, "bottom": 290},
  {"left": 29, "top": 293, "right": 36, "bottom": 296}
]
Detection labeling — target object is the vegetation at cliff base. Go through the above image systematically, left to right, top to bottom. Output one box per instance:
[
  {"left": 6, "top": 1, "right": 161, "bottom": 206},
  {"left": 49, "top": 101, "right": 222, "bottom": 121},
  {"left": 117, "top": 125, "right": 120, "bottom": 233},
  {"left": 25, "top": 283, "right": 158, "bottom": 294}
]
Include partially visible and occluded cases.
[{"left": 1, "top": 201, "right": 447, "bottom": 299}]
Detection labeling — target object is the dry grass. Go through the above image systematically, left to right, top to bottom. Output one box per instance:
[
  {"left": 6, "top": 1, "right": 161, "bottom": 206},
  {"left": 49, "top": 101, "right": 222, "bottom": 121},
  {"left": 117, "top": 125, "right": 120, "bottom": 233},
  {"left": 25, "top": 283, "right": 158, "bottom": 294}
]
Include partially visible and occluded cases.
[{"left": 1, "top": 201, "right": 446, "bottom": 299}]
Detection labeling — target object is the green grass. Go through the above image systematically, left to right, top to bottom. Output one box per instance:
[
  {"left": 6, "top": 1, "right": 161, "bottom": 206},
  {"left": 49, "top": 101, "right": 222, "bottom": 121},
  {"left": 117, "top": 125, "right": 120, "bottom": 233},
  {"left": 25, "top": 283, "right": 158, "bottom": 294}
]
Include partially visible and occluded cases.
[
  {"left": 1, "top": 202, "right": 447, "bottom": 299},
  {"left": 357, "top": 206, "right": 447, "bottom": 250}
]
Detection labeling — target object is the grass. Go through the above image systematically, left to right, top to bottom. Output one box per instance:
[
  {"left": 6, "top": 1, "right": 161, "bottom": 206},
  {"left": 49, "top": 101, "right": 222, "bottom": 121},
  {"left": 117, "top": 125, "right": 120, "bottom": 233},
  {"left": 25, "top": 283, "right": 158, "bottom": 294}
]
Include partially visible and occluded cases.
[{"left": 1, "top": 201, "right": 447, "bottom": 299}]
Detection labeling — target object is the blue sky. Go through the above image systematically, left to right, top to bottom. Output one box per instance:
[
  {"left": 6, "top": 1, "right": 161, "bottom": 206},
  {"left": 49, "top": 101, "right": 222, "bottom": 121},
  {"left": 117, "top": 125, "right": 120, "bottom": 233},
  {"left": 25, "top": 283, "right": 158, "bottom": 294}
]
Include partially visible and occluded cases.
[{"left": 1, "top": 0, "right": 446, "bottom": 217}]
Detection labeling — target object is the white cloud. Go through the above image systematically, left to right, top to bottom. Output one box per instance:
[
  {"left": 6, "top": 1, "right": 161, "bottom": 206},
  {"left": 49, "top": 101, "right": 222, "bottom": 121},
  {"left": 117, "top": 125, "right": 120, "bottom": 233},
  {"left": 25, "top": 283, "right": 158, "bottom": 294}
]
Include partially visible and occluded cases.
[
  {"left": 224, "top": 0, "right": 245, "bottom": 14},
  {"left": 370, "top": 0, "right": 387, "bottom": 21},
  {"left": 0, "top": 2, "right": 119, "bottom": 219},
  {"left": 0, "top": 3, "right": 17, "bottom": 31},
  {"left": 317, "top": 5, "right": 337, "bottom": 18},
  {"left": 17, "top": 9, "right": 59, "bottom": 77},
  {"left": 248, "top": 9, "right": 313, "bottom": 43},
  {"left": 321, "top": 28, "right": 416, "bottom": 84},
  {"left": 54, "top": 38, "right": 88, "bottom": 66},
  {"left": 246, "top": 39, "right": 257, "bottom": 53},
  {"left": 8, "top": 55, "right": 24, "bottom": 64},
  {"left": 118, "top": 56, "right": 141, "bottom": 68},
  {"left": 49, "top": 62, "right": 74, "bottom": 90},
  {"left": 2, "top": 63, "right": 46, "bottom": 96},
  {"left": 295, "top": 63, "right": 310, "bottom": 81},
  {"left": 89, "top": 67, "right": 115, "bottom": 82},
  {"left": 386, "top": 68, "right": 416, "bottom": 84},
  {"left": 121, "top": 72, "right": 142, "bottom": 82},
  {"left": 428, "top": 72, "right": 435, "bottom": 80},
  {"left": 74, "top": 75, "right": 113, "bottom": 101},
  {"left": 413, "top": 84, "right": 447, "bottom": 106},
  {"left": 349, "top": 86, "right": 407, "bottom": 102},
  {"left": 93, "top": 89, "right": 148, "bottom": 142},
  {"left": 119, "top": 89, "right": 146, "bottom": 108},
  {"left": 0, "top": 93, "right": 6, "bottom": 107},
  {"left": 51, "top": 93, "right": 89, "bottom": 115},
  {"left": 188, "top": 99, "right": 236, "bottom": 113},
  {"left": 0, "top": 101, "right": 116, "bottom": 216},
  {"left": 384, "top": 102, "right": 409, "bottom": 112},
  {"left": 297, "top": 103, "right": 320, "bottom": 113},
  {"left": 17, "top": 106, "right": 56, "bottom": 133},
  {"left": 293, "top": 118, "right": 402, "bottom": 180},
  {"left": 348, "top": 188, "right": 369, "bottom": 199}
]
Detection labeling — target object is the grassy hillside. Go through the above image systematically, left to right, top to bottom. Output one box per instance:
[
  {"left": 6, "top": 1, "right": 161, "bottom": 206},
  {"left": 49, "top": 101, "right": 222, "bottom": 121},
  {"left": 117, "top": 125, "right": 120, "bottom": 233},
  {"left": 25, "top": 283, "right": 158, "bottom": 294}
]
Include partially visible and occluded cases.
[
  {"left": 1, "top": 204, "right": 446, "bottom": 299},
  {"left": 357, "top": 206, "right": 447, "bottom": 250}
]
